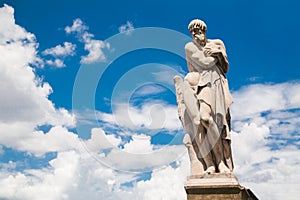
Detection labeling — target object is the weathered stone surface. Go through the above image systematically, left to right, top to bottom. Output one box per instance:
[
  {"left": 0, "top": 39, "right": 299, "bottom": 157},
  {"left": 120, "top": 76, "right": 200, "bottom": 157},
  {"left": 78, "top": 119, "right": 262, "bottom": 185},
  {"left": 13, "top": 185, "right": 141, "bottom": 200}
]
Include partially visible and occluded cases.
[
  {"left": 186, "top": 173, "right": 239, "bottom": 187},
  {"left": 185, "top": 174, "right": 258, "bottom": 200}
]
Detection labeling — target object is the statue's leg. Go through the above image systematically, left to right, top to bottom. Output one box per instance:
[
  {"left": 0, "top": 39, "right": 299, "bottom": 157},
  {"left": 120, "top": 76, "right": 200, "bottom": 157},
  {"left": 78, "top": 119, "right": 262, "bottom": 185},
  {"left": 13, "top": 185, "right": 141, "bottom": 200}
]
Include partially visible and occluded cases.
[
  {"left": 174, "top": 76, "right": 205, "bottom": 175},
  {"left": 199, "top": 102, "right": 230, "bottom": 173},
  {"left": 221, "top": 124, "right": 233, "bottom": 171},
  {"left": 195, "top": 125, "right": 215, "bottom": 174},
  {"left": 183, "top": 133, "right": 205, "bottom": 175},
  {"left": 201, "top": 134, "right": 216, "bottom": 174},
  {"left": 214, "top": 139, "right": 230, "bottom": 173},
  {"left": 222, "top": 139, "right": 233, "bottom": 171}
]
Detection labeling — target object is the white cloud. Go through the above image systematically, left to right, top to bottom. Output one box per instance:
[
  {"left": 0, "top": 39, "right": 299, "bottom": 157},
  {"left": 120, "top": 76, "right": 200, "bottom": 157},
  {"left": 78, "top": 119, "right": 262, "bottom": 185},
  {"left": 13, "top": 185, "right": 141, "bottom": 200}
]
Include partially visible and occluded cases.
[
  {"left": 0, "top": 4, "right": 75, "bottom": 155},
  {"left": 0, "top": 4, "right": 35, "bottom": 45},
  {"left": 0, "top": 4, "right": 74, "bottom": 125},
  {"left": 65, "top": 18, "right": 109, "bottom": 64},
  {"left": 65, "top": 18, "right": 88, "bottom": 34},
  {"left": 118, "top": 21, "right": 134, "bottom": 35},
  {"left": 42, "top": 34, "right": 76, "bottom": 69},
  {"left": 81, "top": 37, "right": 108, "bottom": 64},
  {"left": 43, "top": 42, "right": 76, "bottom": 57},
  {"left": 45, "top": 58, "right": 65, "bottom": 68},
  {"left": 230, "top": 82, "right": 300, "bottom": 199},
  {"left": 231, "top": 82, "right": 300, "bottom": 120},
  {"left": 133, "top": 84, "right": 166, "bottom": 96},
  {"left": 97, "top": 101, "right": 181, "bottom": 132},
  {"left": 231, "top": 123, "right": 300, "bottom": 199},
  {"left": 232, "top": 123, "right": 270, "bottom": 173},
  {"left": 8, "top": 126, "right": 80, "bottom": 156},
  {"left": 79, "top": 127, "right": 186, "bottom": 171},
  {"left": 84, "top": 128, "right": 122, "bottom": 152},
  {"left": 123, "top": 134, "right": 153, "bottom": 154},
  {"left": 99, "top": 144, "right": 186, "bottom": 171},
  {"left": 0, "top": 147, "right": 189, "bottom": 200},
  {"left": 0, "top": 151, "right": 80, "bottom": 200},
  {"left": 133, "top": 159, "right": 189, "bottom": 200}
]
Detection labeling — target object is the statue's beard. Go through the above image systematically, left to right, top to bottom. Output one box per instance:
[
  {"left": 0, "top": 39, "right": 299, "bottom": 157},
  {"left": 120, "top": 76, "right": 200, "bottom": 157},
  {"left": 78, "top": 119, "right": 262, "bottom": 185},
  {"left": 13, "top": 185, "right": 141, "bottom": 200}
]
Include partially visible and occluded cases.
[{"left": 194, "top": 34, "right": 206, "bottom": 46}]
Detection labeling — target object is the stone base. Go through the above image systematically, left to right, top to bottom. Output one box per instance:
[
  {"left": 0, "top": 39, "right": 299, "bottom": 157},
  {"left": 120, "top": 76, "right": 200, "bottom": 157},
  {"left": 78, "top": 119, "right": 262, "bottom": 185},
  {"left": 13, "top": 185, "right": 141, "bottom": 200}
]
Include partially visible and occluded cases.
[{"left": 185, "top": 173, "right": 258, "bottom": 200}]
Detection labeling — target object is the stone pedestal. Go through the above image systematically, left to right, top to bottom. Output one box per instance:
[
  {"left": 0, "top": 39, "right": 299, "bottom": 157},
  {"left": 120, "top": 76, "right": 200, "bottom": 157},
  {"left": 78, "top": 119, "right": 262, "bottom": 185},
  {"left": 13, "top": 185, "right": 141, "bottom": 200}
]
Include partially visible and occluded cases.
[{"left": 185, "top": 173, "right": 258, "bottom": 200}]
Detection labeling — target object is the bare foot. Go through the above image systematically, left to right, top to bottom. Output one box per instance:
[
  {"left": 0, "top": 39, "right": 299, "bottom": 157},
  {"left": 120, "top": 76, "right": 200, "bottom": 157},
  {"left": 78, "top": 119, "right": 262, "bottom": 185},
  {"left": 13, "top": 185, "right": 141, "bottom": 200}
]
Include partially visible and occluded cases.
[
  {"left": 218, "top": 161, "right": 230, "bottom": 173},
  {"left": 205, "top": 166, "right": 215, "bottom": 174}
]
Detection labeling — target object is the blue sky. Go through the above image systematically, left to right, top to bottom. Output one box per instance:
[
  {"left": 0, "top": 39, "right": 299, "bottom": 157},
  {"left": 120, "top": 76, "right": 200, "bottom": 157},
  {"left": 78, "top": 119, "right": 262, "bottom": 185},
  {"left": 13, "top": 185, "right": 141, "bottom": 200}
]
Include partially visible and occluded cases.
[{"left": 0, "top": 0, "right": 300, "bottom": 199}]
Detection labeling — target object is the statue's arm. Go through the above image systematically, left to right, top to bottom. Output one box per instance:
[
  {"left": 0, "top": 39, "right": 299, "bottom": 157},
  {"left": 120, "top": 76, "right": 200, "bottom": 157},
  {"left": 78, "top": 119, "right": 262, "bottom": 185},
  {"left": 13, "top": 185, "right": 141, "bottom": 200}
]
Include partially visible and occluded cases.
[
  {"left": 205, "top": 39, "right": 229, "bottom": 73},
  {"left": 214, "top": 39, "right": 229, "bottom": 73},
  {"left": 185, "top": 42, "right": 216, "bottom": 71},
  {"left": 188, "top": 56, "right": 216, "bottom": 70}
]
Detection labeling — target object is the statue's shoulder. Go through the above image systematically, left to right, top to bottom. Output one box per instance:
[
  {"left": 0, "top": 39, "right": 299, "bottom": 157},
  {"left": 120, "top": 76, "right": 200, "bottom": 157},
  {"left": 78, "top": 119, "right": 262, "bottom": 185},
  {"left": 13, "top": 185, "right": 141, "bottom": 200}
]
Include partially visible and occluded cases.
[
  {"left": 208, "top": 39, "right": 225, "bottom": 48},
  {"left": 185, "top": 41, "right": 198, "bottom": 53}
]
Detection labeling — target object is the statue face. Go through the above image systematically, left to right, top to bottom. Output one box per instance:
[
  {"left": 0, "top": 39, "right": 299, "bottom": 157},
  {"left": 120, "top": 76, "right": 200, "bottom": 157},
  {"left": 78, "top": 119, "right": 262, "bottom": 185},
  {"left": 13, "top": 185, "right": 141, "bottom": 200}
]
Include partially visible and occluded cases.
[{"left": 190, "top": 28, "right": 206, "bottom": 46}]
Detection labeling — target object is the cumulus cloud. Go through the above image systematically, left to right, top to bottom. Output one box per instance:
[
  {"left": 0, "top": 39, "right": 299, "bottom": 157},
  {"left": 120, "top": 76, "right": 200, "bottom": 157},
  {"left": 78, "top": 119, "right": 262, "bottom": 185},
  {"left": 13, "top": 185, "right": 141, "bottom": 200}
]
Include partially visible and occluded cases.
[
  {"left": 0, "top": 4, "right": 75, "bottom": 155},
  {"left": 0, "top": 4, "right": 35, "bottom": 45},
  {"left": 65, "top": 18, "right": 109, "bottom": 64},
  {"left": 65, "top": 18, "right": 88, "bottom": 34},
  {"left": 118, "top": 21, "right": 134, "bottom": 35},
  {"left": 42, "top": 33, "right": 76, "bottom": 68},
  {"left": 81, "top": 37, "right": 108, "bottom": 64},
  {"left": 43, "top": 42, "right": 76, "bottom": 57},
  {"left": 45, "top": 58, "right": 65, "bottom": 68},
  {"left": 230, "top": 82, "right": 300, "bottom": 199},
  {"left": 231, "top": 82, "right": 300, "bottom": 120},
  {"left": 133, "top": 84, "right": 166, "bottom": 96},
  {"left": 97, "top": 101, "right": 181, "bottom": 132},
  {"left": 231, "top": 123, "right": 300, "bottom": 199},
  {"left": 232, "top": 123, "right": 271, "bottom": 173},
  {"left": 3, "top": 126, "right": 80, "bottom": 156},
  {"left": 79, "top": 127, "right": 186, "bottom": 171},
  {"left": 84, "top": 128, "right": 122, "bottom": 152},
  {"left": 123, "top": 134, "right": 153, "bottom": 154},
  {"left": 0, "top": 147, "right": 189, "bottom": 200},
  {"left": 0, "top": 151, "right": 78, "bottom": 200},
  {"left": 133, "top": 159, "right": 189, "bottom": 200}
]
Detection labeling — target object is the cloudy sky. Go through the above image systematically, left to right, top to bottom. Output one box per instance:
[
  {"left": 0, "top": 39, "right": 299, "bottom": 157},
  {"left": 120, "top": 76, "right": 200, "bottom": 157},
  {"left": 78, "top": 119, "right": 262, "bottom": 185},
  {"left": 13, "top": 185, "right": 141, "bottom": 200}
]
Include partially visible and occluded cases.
[{"left": 0, "top": 0, "right": 300, "bottom": 199}]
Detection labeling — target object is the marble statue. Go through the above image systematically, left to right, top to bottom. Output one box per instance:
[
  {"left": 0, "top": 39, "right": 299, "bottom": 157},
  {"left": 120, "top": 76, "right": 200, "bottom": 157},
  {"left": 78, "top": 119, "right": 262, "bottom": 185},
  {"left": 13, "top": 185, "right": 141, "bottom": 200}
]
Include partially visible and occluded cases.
[{"left": 174, "top": 19, "right": 234, "bottom": 175}]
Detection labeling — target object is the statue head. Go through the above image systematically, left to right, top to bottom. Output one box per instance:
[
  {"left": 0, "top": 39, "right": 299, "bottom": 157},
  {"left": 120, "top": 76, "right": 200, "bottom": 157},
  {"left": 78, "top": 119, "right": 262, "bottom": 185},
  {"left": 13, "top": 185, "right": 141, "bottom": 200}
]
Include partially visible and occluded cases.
[
  {"left": 188, "top": 19, "right": 207, "bottom": 46},
  {"left": 188, "top": 19, "right": 207, "bottom": 33}
]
